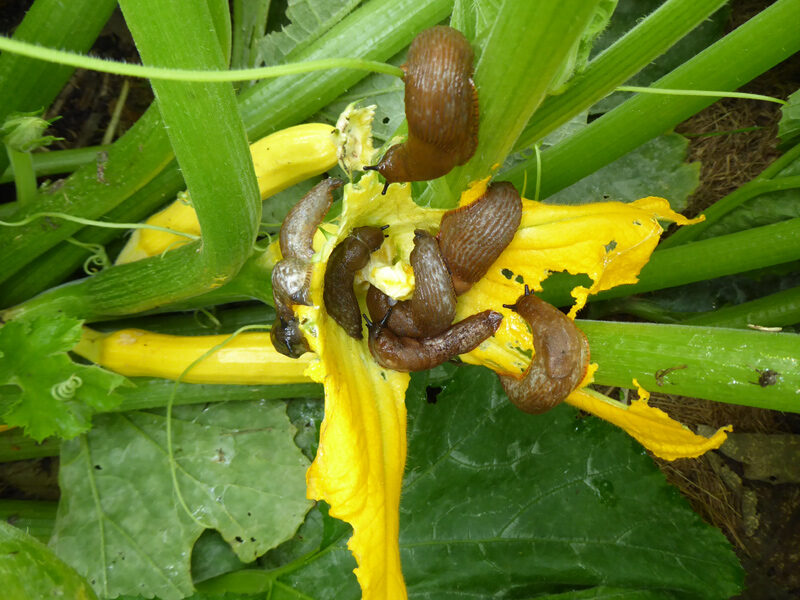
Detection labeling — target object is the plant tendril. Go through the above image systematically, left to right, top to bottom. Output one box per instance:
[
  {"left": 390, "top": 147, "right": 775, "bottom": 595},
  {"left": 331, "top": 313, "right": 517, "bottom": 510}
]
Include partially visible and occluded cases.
[
  {"left": 0, "top": 211, "right": 201, "bottom": 240},
  {"left": 51, "top": 374, "right": 83, "bottom": 400}
]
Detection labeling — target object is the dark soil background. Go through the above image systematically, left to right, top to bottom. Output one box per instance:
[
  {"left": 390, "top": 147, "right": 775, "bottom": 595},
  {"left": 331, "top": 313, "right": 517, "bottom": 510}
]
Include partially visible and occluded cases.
[{"left": 1, "top": 1, "right": 799, "bottom": 598}]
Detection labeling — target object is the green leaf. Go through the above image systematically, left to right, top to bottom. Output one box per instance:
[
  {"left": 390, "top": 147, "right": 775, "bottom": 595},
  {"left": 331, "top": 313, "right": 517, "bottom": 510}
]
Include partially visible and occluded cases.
[
  {"left": 258, "top": 0, "right": 362, "bottom": 66},
  {"left": 450, "top": 0, "right": 503, "bottom": 54},
  {"left": 778, "top": 87, "right": 800, "bottom": 147},
  {"left": 544, "top": 133, "right": 699, "bottom": 209},
  {"left": 0, "top": 315, "right": 126, "bottom": 441},
  {"left": 263, "top": 367, "right": 742, "bottom": 597},
  {"left": 50, "top": 400, "right": 313, "bottom": 600},
  {"left": 0, "top": 519, "right": 97, "bottom": 600}
]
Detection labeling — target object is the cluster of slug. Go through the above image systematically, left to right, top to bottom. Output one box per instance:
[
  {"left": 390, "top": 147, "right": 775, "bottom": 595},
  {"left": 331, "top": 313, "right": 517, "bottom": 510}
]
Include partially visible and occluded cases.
[{"left": 271, "top": 25, "right": 590, "bottom": 414}]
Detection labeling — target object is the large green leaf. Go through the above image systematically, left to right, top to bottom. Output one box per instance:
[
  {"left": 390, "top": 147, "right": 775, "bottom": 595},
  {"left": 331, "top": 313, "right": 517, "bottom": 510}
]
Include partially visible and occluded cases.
[
  {"left": 544, "top": 133, "right": 699, "bottom": 209},
  {"left": 0, "top": 315, "right": 126, "bottom": 441},
  {"left": 235, "top": 366, "right": 742, "bottom": 597},
  {"left": 50, "top": 401, "right": 313, "bottom": 600},
  {"left": 0, "top": 519, "right": 97, "bottom": 599}
]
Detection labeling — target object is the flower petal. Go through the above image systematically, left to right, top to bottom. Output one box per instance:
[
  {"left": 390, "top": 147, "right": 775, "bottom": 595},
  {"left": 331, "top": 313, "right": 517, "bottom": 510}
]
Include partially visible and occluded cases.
[
  {"left": 295, "top": 172, "right": 432, "bottom": 600},
  {"left": 458, "top": 196, "right": 701, "bottom": 374},
  {"left": 566, "top": 382, "right": 731, "bottom": 461}
]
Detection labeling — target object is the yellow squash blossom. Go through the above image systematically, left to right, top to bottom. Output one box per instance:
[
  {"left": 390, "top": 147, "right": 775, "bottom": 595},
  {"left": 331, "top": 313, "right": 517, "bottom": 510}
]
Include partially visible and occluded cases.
[{"left": 77, "top": 124, "right": 731, "bottom": 600}]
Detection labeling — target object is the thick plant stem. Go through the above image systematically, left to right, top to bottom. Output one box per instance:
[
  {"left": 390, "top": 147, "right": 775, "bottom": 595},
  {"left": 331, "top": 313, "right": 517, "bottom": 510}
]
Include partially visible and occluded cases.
[
  {"left": 421, "top": 0, "right": 603, "bottom": 208},
  {"left": 502, "top": 0, "right": 800, "bottom": 197},
  {"left": 514, "top": 0, "right": 729, "bottom": 150},
  {"left": 0, "top": 145, "right": 109, "bottom": 183},
  {"left": 679, "top": 286, "right": 800, "bottom": 329},
  {"left": 581, "top": 320, "right": 800, "bottom": 412},
  {"left": 0, "top": 500, "right": 57, "bottom": 542}
]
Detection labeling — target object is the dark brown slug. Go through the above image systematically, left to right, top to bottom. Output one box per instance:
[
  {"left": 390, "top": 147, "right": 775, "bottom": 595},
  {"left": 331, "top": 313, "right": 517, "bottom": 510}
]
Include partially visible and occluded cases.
[
  {"left": 366, "top": 26, "right": 478, "bottom": 191},
  {"left": 271, "top": 178, "right": 341, "bottom": 358},
  {"left": 438, "top": 181, "right": 522, "bottom": 295},
  {"left": 323, "top": 226, "right": 386, "bottom": 339},
  {"left": 366, "top": 229, "right": 456, "bottom": 337},
  {"left": 498, "top": 290, "right": 590, "bottom": 414},
  {"left": 368, "top": 309, "right": 502, "bottom": 372}
]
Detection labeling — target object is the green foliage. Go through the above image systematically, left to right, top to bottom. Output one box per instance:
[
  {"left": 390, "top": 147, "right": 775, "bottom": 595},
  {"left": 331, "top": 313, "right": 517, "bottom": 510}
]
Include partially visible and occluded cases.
[
  {"left": 258, "top": 0, "right": 363, "bottom": 66},
  {"left": 778, "top": 87, "right": 800, "bottom": 146},
  {"left": 546, "top": 133, "right": 699, "bottom": 209},
  {"left": 0, "top": 315, "right": 126, "bottom": 441},
  {"left": 203, "top": 368, "right": 742, "bottom": 598},
  {"left": 50, "top": 401, "right": 313, "bottom": 599},
  {"left": 0, "top": 519, "right": 98, "bottom": 599}
]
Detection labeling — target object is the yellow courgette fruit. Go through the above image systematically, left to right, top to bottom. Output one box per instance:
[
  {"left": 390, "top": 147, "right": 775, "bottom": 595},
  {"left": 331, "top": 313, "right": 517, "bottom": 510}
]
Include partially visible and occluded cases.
[
  {"left": 116, "top": 123, "right": 338, "bottom": 264},
  {"left": 75, "top": 328, "right": 314, "bottom": 385}
]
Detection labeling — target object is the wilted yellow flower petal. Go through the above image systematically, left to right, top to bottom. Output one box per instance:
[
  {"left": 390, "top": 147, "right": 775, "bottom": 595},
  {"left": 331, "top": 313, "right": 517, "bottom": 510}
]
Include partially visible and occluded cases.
[
  {"left": 294, "top": 172, "right": 433, "bottom": 600},
  {"left": 458, "top": 196, "right": 702, "bottom": 374},
  {"left": 566, "top": 382, "right": 731, "bottom": 461}
]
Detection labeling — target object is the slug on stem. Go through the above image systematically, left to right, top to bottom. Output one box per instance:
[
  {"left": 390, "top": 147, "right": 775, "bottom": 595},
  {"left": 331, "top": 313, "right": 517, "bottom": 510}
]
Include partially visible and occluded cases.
[
  {"left": 366, "top": 26, "right": 478, "bottom": 192},
  {"left": 271, "top": 178, "right": 342, "bottom": 357},
  {"left": 438, "top": 181, "right": 522, "bottom": 295},
  {"left": 323, "top": 226, "right": 387, "bottom": 339},
  {"left": 366, "top": 229, "right": 456, "bottom": 337},
  {"left": 498, "top": 289, "right": 590, "bottom": 414},
  {"left": 368, "top": 309, "right": 502, "bottom": 372}
]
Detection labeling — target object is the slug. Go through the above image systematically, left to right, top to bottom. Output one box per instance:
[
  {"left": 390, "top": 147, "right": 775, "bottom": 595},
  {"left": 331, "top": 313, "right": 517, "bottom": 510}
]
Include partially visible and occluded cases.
[
  {"left": 366, "top": 26, "right": 478, "bottom": 191},
  {"left": 271, "top": 178, "right": 341, "bottom": 358},
  {"left": 280, "top": 178, "right": 342, "bottom": 261},
  {"left": 438, "top": 181, "right": 522, "bottom": 295},
  {"left": 323, "top": 226, "right": 387, "bottom": 339},
  {"left": 366, "top": 229, "right": 457, "bottom": 337},
  {"left": 498, "top": 290, "right": 590, "bottom": 414},
  {"left": 368, "top": 309, "right": 502, "bottom": 372}
]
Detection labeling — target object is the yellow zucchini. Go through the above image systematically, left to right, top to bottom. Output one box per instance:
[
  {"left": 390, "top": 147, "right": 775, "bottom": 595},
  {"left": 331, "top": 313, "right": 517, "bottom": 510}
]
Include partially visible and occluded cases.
[
  {"left": 116, "top": 123, "right": 338, "bottom": 264},
  {"left": 75, "top": 328, "right": 314, "bottom": 385}
]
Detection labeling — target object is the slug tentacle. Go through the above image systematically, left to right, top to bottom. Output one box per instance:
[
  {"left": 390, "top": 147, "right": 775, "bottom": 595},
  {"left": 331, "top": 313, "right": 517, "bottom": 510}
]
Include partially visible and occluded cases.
[
  {"left": 369, "top": 26, "right": 478, "bottom": 189},
  {"left": 271, "top": 178, "right": 341, "bottom": 358},
  {"left": 280, "top": 178, "right": 342, "bottom": 261},
  {"left": 438, "top": 181, "right": 522, "bottom": 295},
  {"left": 323, "top": 226, "right": 386, "bottom": 339},
  {"left": 366, "top": 229, "right": 456, "bottom": 338},
  {"left": 498, "top": 291, "right": 590, "bottom": 414},
  {"left": 368, "top": 310, "right": 502, "bottom": 372}
]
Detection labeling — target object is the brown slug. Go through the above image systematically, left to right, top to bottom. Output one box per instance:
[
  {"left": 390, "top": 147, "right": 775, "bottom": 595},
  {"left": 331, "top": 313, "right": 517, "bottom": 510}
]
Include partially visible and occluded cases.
[
  {"left": 366, "top": 26, "right": 478, "bottom": 192},
  {"left": 270, "top": 178, "right": 341, "bottom": 358},
  {"left": 280, "top": 178, "right": 342, "bottom": 261},
  {"left": 438, "top": 181, "right": 522, "bottom": 295},
  {"left": 323, "top": 226, "right": 387, "bottom": 339},
  {"left": 366, "top": 229, "right": 456, "bottom": 337},
  {"left": 498, "top": 289, "right": 590, "bottom": 414},
  {"left": 368, "top": 309, "right": 502, "bottom": 372}
]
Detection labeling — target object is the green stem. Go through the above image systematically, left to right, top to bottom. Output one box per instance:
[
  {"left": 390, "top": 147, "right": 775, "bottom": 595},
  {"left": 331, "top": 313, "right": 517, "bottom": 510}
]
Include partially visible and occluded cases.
[
  {"left": 231, "top": 0, "right": 270, "bottom": 73},
  {"left": 421, "top": 0, "right": 603, "bottom": 208},
  {"left": 503, "top": 0, "right": 800, "bottom": 198},
  {"left": 514, "top": 0, "right": 729, "bottom": 150},
  {"left": 0, "top": 35, "right": 405, "bottom": 82},
  {"left": 661, "top": 143, "right": 800, "bottom": 248},
  {"left": 0, "top": 146, "right": 109, "bottom": 184},
  {"left": 5, "top": 147, "right": 36, "bottom": 205},
  {"left": 541, "top": 217, "right": 800, "bottom": 306},
  {"left": 679, "top": 285, "right": 800, "bottom": 329},
  {"left": 581, "top": 320, "right": 800, "bottom": 412},
  {"left": 0, "top": 429, "right": 60, "bottom": 462},
  {"left": 0, "top": 500, "right": 57, "bottom": 542}
]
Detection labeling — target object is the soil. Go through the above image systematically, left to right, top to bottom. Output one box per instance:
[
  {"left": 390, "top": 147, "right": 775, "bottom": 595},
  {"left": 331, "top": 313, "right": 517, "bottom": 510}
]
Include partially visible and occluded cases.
[{"left": 1, "top": 2, "right": 800, "bottom": 599}]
